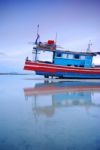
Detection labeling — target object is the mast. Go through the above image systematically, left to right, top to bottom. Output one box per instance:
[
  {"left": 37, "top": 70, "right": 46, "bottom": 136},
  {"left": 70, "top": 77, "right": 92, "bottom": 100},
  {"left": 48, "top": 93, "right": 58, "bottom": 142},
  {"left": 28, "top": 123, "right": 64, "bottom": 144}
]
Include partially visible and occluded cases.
[
  {"left": 34, "top": 24, "right": 40, "bottom": 61},
  {"left": 87, "top": 40, "right": 92, "bottom": 52}
]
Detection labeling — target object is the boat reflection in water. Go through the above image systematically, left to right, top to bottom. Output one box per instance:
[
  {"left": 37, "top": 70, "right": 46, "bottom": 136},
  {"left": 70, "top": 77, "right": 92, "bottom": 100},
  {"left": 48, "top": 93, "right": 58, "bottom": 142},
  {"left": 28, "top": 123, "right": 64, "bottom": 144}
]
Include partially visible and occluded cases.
[{"left": 24, "top": 81, "right": 100, "bottom": 118}]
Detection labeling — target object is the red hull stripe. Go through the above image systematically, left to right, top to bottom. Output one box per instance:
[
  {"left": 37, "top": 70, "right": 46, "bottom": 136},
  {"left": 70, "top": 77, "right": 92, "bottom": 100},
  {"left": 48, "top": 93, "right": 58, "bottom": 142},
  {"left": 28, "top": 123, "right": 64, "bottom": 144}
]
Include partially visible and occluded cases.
[
  {"left": 24, "top": 61, "right": 100, "bottom": 74},
  {"left": 25, "top": 61, "right": 100, "bottom": 70}
]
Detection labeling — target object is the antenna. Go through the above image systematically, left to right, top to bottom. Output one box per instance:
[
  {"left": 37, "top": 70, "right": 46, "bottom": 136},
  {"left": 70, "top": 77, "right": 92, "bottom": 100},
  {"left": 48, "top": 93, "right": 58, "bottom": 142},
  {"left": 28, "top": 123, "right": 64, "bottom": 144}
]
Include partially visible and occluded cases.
[
  {"left": 55, "top": 32, "right": 57, "bottom": 44},
  {"left": 87, "top": 40, "right": 92, "bottom": 52}
]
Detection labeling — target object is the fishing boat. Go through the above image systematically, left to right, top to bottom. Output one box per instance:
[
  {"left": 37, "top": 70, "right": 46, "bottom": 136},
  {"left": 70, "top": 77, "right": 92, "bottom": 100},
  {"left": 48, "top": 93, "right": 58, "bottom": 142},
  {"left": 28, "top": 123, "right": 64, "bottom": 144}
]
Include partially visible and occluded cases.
[{"left": 24, "top": 29, "right": 100, "bottom": 79}]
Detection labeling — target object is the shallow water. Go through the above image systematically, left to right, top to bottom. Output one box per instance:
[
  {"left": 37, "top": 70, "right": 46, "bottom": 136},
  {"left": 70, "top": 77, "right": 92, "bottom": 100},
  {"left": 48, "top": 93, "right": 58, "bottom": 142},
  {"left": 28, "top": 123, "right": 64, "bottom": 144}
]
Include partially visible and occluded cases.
[{"left": 0, "top": 75, "right": 100, "bottom": 150}]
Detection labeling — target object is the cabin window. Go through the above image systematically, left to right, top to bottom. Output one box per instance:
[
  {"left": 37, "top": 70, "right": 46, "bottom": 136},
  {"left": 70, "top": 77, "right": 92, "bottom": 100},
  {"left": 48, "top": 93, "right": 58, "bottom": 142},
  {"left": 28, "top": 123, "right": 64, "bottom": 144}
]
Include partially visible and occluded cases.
[
  {"left": 37, "top": 51, "right": 53, "bottom": 63},
  {"left": 56, "top": 52, "right": 62, "bottom": 57},
  {"left": 62, "top": 54, "right": 66, "bottom": 58},
  {"left": 68, "top": 54, "right": 73, "bottom": 59},
  {"left": 74, "top": 54, "right": 80, "bottom": 59},
  {"left": 80, "top": 56, "right": 85, "bottom": 60},
  {"left": 67, "top": 64, "right": 71, "bottom": 66},
  {"left": 74, "top": 65, "right": 78, "bottom": 67},
  {"left": 80, "top": 65, "right": 84, "bottom": 67}
]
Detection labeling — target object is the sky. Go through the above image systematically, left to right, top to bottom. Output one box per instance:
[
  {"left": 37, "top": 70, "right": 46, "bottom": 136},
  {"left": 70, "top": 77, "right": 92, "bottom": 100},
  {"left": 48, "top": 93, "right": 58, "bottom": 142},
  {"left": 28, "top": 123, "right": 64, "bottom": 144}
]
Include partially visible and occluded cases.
[{"left": 0, "top": 0, "right": 100, "bottom": 72}]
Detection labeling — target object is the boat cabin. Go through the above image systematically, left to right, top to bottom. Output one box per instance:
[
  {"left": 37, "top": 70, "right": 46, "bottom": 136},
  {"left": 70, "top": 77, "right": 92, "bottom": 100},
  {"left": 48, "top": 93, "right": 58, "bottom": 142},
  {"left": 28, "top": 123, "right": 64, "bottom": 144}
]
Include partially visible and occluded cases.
[
  {"left": 33, "top": 40, "right": 96, "bottom": 68},
  {"left": 54, "top": 51, "right": 94, "bottom": 68}
]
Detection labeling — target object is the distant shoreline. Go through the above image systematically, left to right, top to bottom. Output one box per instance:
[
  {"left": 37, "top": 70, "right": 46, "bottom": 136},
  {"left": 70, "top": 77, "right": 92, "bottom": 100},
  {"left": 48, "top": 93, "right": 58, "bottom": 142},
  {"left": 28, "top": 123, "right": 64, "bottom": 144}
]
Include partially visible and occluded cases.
[{"left": 0, "top": 73, "right": 33, "bottom": 75}]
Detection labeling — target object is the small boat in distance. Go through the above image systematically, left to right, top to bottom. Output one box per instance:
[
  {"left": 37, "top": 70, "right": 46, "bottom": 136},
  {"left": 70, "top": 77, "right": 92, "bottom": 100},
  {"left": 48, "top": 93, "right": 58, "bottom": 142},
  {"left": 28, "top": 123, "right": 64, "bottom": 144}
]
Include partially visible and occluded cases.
[{"left": 24, "top": 29, "right": 100, "bottom": 79}]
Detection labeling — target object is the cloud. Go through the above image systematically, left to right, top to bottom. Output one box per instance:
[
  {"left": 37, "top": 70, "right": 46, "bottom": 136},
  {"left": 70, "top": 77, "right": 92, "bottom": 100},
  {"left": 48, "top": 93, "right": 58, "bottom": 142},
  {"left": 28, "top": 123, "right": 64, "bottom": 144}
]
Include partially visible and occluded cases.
[{"left": 0, "top": 52, "right": 6, "bottom": 56}]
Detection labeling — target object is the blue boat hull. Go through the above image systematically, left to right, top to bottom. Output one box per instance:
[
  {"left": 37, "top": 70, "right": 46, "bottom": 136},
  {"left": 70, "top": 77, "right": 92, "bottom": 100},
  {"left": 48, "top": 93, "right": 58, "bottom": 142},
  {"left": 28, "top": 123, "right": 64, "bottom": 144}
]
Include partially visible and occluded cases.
[{"left": 36, "top": 71, "right": 100, "bottom": 79}]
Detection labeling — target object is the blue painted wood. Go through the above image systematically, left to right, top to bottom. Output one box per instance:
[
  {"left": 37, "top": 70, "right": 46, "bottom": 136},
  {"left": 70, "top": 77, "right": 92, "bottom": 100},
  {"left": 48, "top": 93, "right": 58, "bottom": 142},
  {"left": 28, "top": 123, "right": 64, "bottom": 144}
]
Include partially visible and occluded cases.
[
  {"left": 54, "top": 51, "right": 93, "bottom": 68},
  {"left": 85, "top": 56, "right": 92, "bottom": 67},
  {"left": 54, "top": 58, "right": 85, "bottom": 67},
  {"left": 36, "top": 71, "right": 100, "bottom": 79},
  {"left": 55, "top": 72, "right": 100, "bottom": 79}
]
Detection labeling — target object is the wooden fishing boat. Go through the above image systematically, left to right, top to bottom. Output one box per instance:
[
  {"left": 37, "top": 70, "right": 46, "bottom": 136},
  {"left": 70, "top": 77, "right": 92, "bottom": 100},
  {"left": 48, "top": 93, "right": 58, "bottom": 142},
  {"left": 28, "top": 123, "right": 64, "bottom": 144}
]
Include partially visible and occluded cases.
[{"left": 24, "top": 30, "right": 100, "bottom": 79}]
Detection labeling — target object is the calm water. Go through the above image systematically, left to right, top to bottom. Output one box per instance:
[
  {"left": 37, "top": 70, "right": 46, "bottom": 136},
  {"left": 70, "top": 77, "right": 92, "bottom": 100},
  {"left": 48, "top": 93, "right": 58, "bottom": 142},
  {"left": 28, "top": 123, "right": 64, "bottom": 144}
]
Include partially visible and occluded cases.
[{"left": 0, "top": 75, "right": 100, "bottom": 150}]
